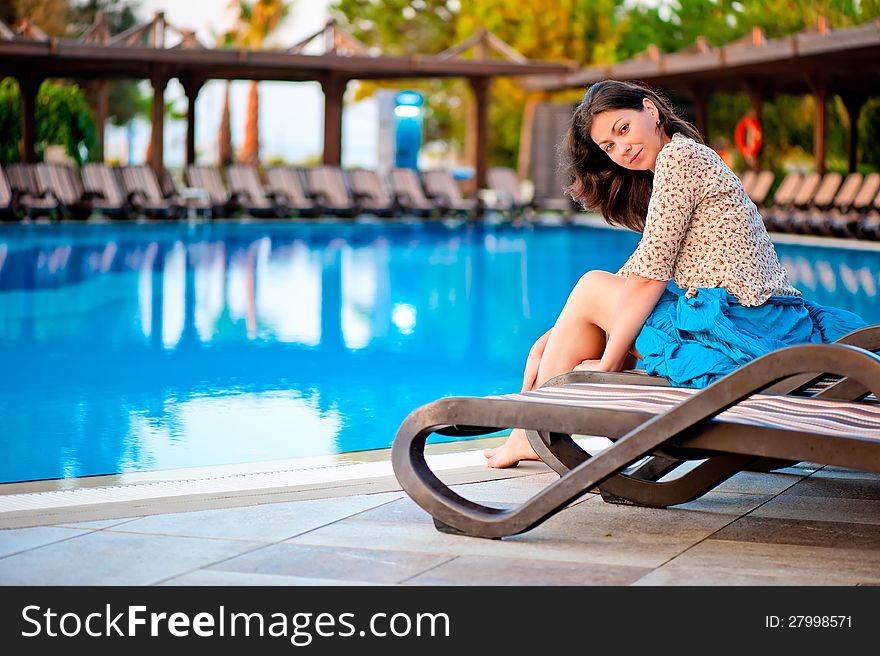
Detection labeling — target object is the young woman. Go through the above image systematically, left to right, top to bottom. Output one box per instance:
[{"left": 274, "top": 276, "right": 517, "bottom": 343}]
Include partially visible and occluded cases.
[{"left": 484, "top": 79, "right": 866, "bottom": 469}]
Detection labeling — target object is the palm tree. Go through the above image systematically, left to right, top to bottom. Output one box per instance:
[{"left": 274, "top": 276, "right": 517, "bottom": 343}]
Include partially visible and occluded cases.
[
  {"left": 229, "top": 0, "right": 292, "bottom": 165},
  {"left": 216, "top": 24, "right": 239, "bottom": 167}
]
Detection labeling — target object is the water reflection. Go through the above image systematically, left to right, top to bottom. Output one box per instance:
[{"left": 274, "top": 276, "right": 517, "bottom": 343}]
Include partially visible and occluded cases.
[{"left": 0, "top": 222, "right": 877, "bottom": 483}]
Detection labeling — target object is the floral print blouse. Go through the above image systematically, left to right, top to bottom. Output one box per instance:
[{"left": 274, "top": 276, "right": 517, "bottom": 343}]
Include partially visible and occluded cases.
[{"left": 617, "top": 133, "right": 799, "bottom": 306}]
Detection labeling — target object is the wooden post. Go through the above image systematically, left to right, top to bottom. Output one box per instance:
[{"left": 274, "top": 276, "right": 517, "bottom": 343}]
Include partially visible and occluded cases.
[
  {"left": 150, "top": 72, "right": 168, "bottom": 175},
  {"left": 321, "top": 73, "right": 347, "bottom": 166},
  {"left": 809, "top": 75, "right": 828, "bottom": 175},
  {"left": 18, "top": 76, "right": 41, "bottom": 163},
  {"left": 180, "top": 76, "right": 204, "bottom": 166},
  {"left": 468, "top": 76, "right": 490, "bottom": 191},
  {"left": 93, "top": 80, "right": 108, "bottom": 162},
  {"left": 692, "top": 85, "right": 710, "bottom": 142},
  {"left": 517, "top": 91, "right": 543, "bottom": 182},
  {"left": 841, "top": 93, "right": 866, "bottom": 173}
]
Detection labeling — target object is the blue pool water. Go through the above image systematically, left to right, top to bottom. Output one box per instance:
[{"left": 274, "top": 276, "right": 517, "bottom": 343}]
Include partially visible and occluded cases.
[{"left": 1, "top": 220, "right": 878, "bottom": 484}]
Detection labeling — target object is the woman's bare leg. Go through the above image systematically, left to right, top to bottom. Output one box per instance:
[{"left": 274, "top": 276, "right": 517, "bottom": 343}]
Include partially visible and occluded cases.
[{"left": 484, "top": 271, "right": 630, "bottom": 468}]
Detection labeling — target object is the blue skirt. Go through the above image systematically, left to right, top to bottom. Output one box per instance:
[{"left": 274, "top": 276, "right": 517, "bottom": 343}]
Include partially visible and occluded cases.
[{"left": 636, "top": 287, "right": 867, "bottom": 389}]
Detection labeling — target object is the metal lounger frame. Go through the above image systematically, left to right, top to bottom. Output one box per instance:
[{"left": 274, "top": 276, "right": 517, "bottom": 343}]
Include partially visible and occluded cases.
[
  {"left": 526, "top": 324, "right": 880, "bottom": 507},
  {"left": 392, "top": 342, "right": 880, "bottom": 539}
]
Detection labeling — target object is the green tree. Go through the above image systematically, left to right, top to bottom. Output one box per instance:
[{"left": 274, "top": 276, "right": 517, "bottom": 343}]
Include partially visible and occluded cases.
[
  {"left": 3, "top": 0, "right": 70, "bottom": 37},
  {"left": 228, "top": 0, "right": 292, "bottom": 165},
  {"left": 330, "top": 1, "right": 466, "bottom": 155},
  {"left": 0, "top": 78, "right": 97, "bottom": 164},
  {"left": 0, "top": 79, "right": 23, "bottom": 164}
]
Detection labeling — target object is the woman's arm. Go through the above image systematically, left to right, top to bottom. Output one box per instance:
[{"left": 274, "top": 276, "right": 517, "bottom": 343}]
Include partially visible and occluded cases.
[{"left": 598, "top": 274, "right": 668, "bottom": 372}]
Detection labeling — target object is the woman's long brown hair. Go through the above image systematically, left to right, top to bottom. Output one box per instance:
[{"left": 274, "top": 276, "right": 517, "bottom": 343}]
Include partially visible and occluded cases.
[{"left": 561, "top": 80, "right": 703, "bottom": 232}]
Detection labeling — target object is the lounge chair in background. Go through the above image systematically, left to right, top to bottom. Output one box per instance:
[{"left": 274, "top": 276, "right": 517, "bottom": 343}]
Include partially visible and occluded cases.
[
  {"left": 4, "top": 163, "right": 55, "bottom": 220},
  {"left": 36, "top": 163, "right": 102, "bottom": 220},
  {"left": 80, "top": 163, "right": 138, "bottom": 220},
  {"left": 227, "top": 164, "right": 285, "bottom": 218},
  {"left": 0, "top": 165, "right": 19, "bottom": 221},
  {"left": 120, "top": 165, "right": 188, "bottom": 219},
  {"left": 186, "top": 165, "right": 241, "bottom": 219},
  {"left": 265, "top": 166, "right": 322, "bottom": 217},
  {"left": 305, "top": 166, "right": 358, "bottom": 218},
  {"left": 486, "top": 166, "right": 533, "bottom": 217},
  {"left": 348, "top": 168, "right": 397, "bottom": 218},
  {"left": 388, "top": 168, "right": 436, "bottom": 217},
  {"left": 422, "top": 169, "right": 482, "bottom": 218},
  {"left": 736, "top": 169, "right": 757, "bottom": 197},
  {"left": 747, "top": 170, "right": 775, "bottom": 210},
  {"left": 772, "top": 171, "right": 823, "bottom": 233},
  {"left": 761, "top": 172, "right": 804, "bottom": 232},
  {"left": 786, "top": 172, "right": 843, "bottom": 234},
  {"left": 803, "top": 172, "right": 862, "bottom": 236},
  {"left": 852, "top": 175, "right": 880, "bottom": 240},
  {"left": 532, "top": 193, "right": 577, "bottom": 221},
  {"left": 392, "top": 342, "right": 880, "bottom": 538}
]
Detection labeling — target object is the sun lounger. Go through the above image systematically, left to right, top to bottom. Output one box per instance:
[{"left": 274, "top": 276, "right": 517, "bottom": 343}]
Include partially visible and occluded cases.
[
  {"left": 36, "top": 162, "right": 107, "bottom": 220},
  {"left": 4, "top": 163, "right": 55, "bottom": 220},
  {"left": 80, "top": 163, "right": 139, "bottom": 220},
  {"left": 226, "top": 164, "right": 286, "bottom": 218},
  {"left": 0, "top": 165, "right": 18, "bottom": 221},
  {"left": 119, "top": 165, "right": 187, "bottom": 219},
  {"left": 186, "top": 165, "right": 241, "bottom": 219},
  {"left": 265, "top": 166, "right": 322, "bottom": 217},
  {"left": 305, "top": 166, "right": 358, "bottom": 218},
  {"left": 486, "top": 167, "right": 533, "bottom": 218},
  {"left": 348, "top": 168, "right": 397, "bottom": 217},
  {"left": 388, "top": 168, "right": 437, "bottom": 217},
  {"left": 422, "top": 169, "right": 482, "bottom": 218},
  {"left": 736, "top": 169, "right": 757, "bottom": 196},
  {"left": 747, "top": 170, "right": 775, "bottom": 209},
  {"left": 773, "top": 171, "right": 823, "bottom": 233},
  {"left": 762, "top": 172, "right": 804, "bottom": 232},
  {"left": 786, "top": 172, "right": 843, "bottom": 234},
  {"left": 802, "top": 172, "right": 863, "bottom": 236},
  {"left": 844, "top": 174, "right": 880, "bottom": 239},
  {"left": 521, "top": 324, "right": 880, "bottom": 503},
  {"left": 393, "top": 340, "right": 880, "bottom": 538}
]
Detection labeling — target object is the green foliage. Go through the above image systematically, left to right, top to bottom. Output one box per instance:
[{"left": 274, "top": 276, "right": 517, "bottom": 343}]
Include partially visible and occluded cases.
[
  {"left": 5, "top": 0, "right": 70, "bottom": 37},
  {"left": 330, "top": 0, "right": 458, "bottom": 56},
  {"left": 333, "top": 0, "right": 880, "bottom": 172},
  {"left": 0, "top": 78, "right": 97, "bottom": 165},
  {"left": 0, "top": 79, "right": 23, "bottom": 164},
  {"left": 860, "top": 99, "right": 880, "bottom": 171}
]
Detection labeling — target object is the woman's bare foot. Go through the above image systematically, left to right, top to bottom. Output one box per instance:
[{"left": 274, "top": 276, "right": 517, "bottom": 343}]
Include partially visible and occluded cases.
[{"left": 483, "top": 429, "right": 540, "bottom": 468}]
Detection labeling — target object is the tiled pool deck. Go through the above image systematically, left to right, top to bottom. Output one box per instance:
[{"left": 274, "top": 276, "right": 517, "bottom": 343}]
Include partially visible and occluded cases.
[{"left": 1, "top": 436, "right": 879, "bottom": 586}]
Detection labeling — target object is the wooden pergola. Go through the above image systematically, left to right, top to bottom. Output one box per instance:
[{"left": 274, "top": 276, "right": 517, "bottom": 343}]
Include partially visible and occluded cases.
[
  {"left": 0, "top": 13, "right": 575, "bottom": 188},
  {"left": 523, "top": 18, "right": 880, "bottom": 174}
]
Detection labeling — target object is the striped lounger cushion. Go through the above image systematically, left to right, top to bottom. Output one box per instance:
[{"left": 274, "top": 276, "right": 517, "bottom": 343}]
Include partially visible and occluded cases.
[{"left": 499, "top": 383, "right": 880, "bottom": 441}]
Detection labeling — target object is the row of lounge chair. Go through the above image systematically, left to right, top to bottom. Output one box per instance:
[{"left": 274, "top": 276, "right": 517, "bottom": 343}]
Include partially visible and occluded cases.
[
  {"left": 0, "top": 161, "right": 540, "bottom": 223},
  {"left": 737, "top": 169, "right": 880, "bottom": 239}
]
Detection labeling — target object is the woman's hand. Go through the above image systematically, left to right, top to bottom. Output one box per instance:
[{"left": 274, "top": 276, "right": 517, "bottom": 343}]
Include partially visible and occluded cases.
[
  {"left": 599, "top": 274, "right": 667, "bottom": 372},
  {"left": 573, "top": 359, "right": 609, "bottom": 372}
]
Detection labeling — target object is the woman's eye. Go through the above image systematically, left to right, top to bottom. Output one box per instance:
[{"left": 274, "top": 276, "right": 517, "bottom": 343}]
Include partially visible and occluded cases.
[
  {"left": 620, "top": 124, "right": 628, "bottom": 133},
  {"left": 605, "top": 144, "right": 613, "bottom": 153}
]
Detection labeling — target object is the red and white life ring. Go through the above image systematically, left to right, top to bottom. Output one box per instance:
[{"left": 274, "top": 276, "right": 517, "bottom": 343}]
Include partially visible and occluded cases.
[{"left": 735, "top": 116, "right": 763, "bottom": 159}]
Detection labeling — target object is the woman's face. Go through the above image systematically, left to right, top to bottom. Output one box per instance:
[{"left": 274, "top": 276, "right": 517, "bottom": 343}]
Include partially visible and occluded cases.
[{"left": 589, "top": 98, "right": 670, "bottom": 172}]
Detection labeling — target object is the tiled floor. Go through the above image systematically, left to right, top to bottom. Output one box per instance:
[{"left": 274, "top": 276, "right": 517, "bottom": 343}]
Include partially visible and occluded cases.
[{"left": 1, "top": 459, "right": 879, "bottom": 586}]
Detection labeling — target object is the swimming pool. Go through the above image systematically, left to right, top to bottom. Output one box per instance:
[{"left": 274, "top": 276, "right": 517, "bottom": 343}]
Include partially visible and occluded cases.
[{"left": 1, "top": 219, "right": 878, "bottom": 484}]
